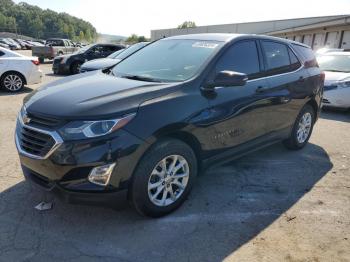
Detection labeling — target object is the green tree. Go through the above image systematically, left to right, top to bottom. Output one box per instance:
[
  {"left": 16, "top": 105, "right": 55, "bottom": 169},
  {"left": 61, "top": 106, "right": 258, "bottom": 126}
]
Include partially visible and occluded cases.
[
  {"left": 177, "top": 21, "right": 196, "bottom": 29},
  {"left": 79, "top": 30, "right": 85, "bottom": 42},
  {"left": 126, "top": 34, "right": 149, "bottom": 43}
]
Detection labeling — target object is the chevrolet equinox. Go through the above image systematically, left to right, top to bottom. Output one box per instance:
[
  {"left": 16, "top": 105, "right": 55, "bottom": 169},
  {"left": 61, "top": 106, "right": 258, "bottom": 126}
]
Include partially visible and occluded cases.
[{"left": 15, "top": 34, "right": 324, "bottom": 217}]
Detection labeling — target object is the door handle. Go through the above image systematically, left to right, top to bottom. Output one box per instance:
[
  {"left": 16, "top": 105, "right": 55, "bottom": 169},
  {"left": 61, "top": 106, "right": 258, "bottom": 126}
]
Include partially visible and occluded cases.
[{"left": 255, "top": 86, "right": 269, "bottom": 93}]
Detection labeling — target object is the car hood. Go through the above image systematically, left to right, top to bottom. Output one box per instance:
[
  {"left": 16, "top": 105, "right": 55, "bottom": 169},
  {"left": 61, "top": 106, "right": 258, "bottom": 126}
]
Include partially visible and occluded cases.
[
  {"left": 81, "top": 58, "right": 121, "bottom": 70},
  {"left": 24, "top": 70, "right": 176, "bottom": 120},
  {"left": 324, "top": 71, "right": 350, "bottom": 86}
]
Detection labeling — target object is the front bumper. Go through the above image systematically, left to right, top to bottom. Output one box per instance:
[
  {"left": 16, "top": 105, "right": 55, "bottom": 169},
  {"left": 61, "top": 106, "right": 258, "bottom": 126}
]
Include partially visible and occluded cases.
[
  {"left": 322, "top": 89, "right": 350, "bottom": 109},
  {"left": 16, "top": 120, "right": 150, "bottom": 205},
  {"left": 23, "top": 165, "right": 128, "bottom": 206}
]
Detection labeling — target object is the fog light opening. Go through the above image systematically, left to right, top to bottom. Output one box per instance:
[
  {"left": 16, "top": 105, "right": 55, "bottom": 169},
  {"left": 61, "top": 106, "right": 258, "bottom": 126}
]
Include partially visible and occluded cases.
[{"left": 88, "top": 163, "right": 116, "bottom": 186}]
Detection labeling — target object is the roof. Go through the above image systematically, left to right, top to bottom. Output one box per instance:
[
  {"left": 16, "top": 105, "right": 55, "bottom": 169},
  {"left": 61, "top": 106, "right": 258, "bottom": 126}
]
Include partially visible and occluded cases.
[
  {"left": 162, "top": 33, "right": 311, "bottom": 48},
  {"left": 164, "top": 33, "right": 243, "bottom": 42}
]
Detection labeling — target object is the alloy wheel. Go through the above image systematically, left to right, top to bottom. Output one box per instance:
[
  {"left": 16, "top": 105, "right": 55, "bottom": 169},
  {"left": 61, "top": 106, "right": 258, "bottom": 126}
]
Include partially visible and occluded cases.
[
  {"left": 3, "top": 74, "right": 23, "bottom": 91},
  {"left": 296, "top": 112, "right": 312, "bottom": 143},
  {"left": 148, "top": 155, "right": 189, "bottom": 207}
]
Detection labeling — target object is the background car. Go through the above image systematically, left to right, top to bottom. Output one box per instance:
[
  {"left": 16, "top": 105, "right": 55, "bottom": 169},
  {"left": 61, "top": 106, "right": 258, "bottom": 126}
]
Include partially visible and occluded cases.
[
  {"left": 0, "top": 38, "right": 17, "bottom": 50},
  {"left": 80, "top": 42, "right": 149, "bottom": 73},
  {"left": 52, "top": 43, "right": 125, "bottom": 74},
  {"left": 0, "top": 47, "right": 42, "bottom": 92},
  {"left": 317, "top": 52, "right": 350, "bottom": 109}
]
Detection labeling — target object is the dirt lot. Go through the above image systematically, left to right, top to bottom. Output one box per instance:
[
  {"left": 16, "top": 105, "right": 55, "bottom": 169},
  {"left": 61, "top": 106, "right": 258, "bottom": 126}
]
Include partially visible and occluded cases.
[{"left": 0, "top": 51, "right": 349, "bottom": 262}]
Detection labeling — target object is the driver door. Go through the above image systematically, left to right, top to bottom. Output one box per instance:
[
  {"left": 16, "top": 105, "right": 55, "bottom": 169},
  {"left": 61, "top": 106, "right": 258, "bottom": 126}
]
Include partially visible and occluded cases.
[{"left": 204, "top": 40, "right": 271, "bottom": 151}]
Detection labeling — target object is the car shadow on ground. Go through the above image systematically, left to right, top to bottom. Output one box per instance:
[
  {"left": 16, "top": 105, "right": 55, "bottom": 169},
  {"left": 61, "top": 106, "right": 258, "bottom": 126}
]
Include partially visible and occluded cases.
[
  {"left": 0, "top": 86, "right": 33, "bottom": 96},
  {"left": 320, "top": 108, "right": 350, "bottom": 123},
  {"left": 0, "top": 143, "right": 332, "bottom": 261}
]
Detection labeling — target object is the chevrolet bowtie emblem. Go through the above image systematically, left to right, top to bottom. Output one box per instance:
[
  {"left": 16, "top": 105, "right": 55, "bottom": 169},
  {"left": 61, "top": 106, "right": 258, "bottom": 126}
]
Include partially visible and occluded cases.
[{"left": 22, "top": 114, "right": 31, "bottom": 124}]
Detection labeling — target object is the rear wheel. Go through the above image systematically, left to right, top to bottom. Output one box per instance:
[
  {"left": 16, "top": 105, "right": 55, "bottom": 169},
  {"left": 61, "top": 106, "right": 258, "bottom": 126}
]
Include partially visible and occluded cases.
[
  {"left": 1, "top": 72, "right": 25, "bottom": 92},
  {"left": 284, "top": 104, "right": 315, "bottom": 150},
  {"left": 130, "top": 139, "right": 197, "bottom": 217}
]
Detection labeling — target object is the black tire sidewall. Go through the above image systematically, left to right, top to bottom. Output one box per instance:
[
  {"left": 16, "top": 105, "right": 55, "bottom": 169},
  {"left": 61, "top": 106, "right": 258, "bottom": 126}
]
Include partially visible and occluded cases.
[{"left": 131, "top": 139, "right": 197, "bottom": 217}]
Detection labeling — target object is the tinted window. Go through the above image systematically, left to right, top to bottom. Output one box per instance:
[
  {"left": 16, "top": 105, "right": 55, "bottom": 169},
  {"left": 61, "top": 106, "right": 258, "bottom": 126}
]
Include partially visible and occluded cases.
[
  {"left": 216, "top": 41, "right": 260, "bottom": 79},
  {"left": 261, "top": 41, "right": 290, "bottom": 74},
  {"left": 292, "top": 44, "right": 318, "bottom": 67},
  {"left": 288, "top": 48, "right": 301, "bottom": 70}
]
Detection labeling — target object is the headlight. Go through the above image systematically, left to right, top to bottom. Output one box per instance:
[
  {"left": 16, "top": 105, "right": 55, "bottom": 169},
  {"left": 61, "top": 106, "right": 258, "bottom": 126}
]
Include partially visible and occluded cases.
[
  {"left": 337, "top": 78, "right": 350, "bottom": 88},
  {"left": 59, "top": 114, "right": 135, "bottom": 140}
]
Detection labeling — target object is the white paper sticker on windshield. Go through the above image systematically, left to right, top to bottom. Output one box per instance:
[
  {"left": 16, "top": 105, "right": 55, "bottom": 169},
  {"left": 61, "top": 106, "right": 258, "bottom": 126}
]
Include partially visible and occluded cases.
[{"left": 192, "top": 42, "right": 218, "bottom": 49}]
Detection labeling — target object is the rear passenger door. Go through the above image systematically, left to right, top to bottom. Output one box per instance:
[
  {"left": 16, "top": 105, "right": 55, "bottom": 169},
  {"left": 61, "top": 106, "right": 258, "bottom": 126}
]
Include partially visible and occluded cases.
[
  {"left": 205, "top": 40, "right": 271, "bottom": 150},
  {"left": 259, "top": 40, "right": 307, "bottom": 134}
]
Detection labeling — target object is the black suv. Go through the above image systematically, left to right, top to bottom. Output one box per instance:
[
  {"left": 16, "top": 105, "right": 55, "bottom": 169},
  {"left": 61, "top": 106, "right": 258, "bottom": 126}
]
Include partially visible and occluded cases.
[
  {"left": 16, "top": 34, "right": 323, "bottom": 217},
  {"left": 52, "top": 43, "right": 125, "bottom": 75}
]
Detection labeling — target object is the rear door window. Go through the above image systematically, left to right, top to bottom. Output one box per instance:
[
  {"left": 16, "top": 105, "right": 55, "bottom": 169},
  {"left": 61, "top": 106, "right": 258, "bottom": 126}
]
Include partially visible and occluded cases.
[
  {"left": 216, "top": 40, "right": 261, "bottom": 79},
  {"left": 261, "top": 41, "right": 291, "bottom": 75}
]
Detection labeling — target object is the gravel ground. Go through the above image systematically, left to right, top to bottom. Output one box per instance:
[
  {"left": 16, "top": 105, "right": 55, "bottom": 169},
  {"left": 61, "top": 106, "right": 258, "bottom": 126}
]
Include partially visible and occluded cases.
[{"left": 0, "top": 51, "right": 349, "bottom": 262}]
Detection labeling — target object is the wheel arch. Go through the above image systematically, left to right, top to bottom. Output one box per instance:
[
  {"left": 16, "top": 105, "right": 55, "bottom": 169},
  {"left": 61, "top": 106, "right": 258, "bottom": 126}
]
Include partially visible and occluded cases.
[
  {"left": 0, "top": 70, "right": 27, "bottom": 85},
  {"left": 305, "top": 98, "right": 319, "bottom": 120}
]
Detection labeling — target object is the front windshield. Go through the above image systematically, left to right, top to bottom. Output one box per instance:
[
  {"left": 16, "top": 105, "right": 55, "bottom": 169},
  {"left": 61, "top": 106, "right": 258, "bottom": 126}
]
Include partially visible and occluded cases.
[
  {"left": 112, "top": 39, "right": 223, "bottom": 82},
  {"left": 317, "top": 54, "right": 350, "bottom": 72}
]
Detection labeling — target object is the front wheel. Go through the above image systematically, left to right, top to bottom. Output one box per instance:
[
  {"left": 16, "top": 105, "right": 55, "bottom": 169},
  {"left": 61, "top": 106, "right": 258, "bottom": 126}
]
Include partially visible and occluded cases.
[
  {"left": 284, "top": 104, "right": 315, "bottom": 150},
  {"left": 130, "top": 139, "right": 197, "bottom": 217}
]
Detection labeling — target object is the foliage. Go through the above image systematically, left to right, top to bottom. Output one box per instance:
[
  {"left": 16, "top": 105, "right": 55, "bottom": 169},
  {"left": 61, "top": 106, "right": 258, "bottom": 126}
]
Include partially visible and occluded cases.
[
  {"left": 0, "top": 0, "right": 97, "bottom": 42},
  {"left": 177, "top": 21, "right": 196, "bottom": 29},
  {"left": 125, "top": 34, "right": 149, "bottom": 43}
]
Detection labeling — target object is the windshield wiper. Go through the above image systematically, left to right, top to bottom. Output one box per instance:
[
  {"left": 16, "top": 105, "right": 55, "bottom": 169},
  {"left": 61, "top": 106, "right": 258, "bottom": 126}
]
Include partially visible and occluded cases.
[{"left": 121, "top": 75, "right": 161, "bottom": 82}]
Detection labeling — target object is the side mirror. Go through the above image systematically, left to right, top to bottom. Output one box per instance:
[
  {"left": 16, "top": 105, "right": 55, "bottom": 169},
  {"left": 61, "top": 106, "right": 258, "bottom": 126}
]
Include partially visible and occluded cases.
[{"left": 204, "top": 70, "right": 248, "bottom": 90}]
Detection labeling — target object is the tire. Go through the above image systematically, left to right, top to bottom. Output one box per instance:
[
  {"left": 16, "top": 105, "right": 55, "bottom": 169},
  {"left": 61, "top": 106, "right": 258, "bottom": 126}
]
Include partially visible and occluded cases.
[
  {"left": 38, "top": 57, "right": 44, "bottom": 64},
  {"left": 70, "top": 62, "right": 82, "bottom": 74},
  {"left": 1, "top": 72, "right": 25, "bottom": 92},
  {"left": 283, "top": 104, "right": 315, "bottom": 150},
  {"left": 130, "top": 138, "right": 197, "bottom": 217}
]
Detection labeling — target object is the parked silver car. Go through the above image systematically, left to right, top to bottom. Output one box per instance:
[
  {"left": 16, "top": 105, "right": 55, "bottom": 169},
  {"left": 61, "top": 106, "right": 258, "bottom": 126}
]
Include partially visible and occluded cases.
[{"left": 317, "top": 52, "right": 350, "bottom": 109}]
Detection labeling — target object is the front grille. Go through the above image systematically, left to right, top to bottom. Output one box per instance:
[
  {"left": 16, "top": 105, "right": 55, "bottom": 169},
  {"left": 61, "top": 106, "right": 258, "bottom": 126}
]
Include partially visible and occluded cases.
[
  {"left": 323, "top": 85, "right": 337, "bottom": 91},
  {"left": 27, "top": 113, "right": 64, "bottom": 129},
  {"left": 18, "top": 126, "right": 56, "bottom": 157}
]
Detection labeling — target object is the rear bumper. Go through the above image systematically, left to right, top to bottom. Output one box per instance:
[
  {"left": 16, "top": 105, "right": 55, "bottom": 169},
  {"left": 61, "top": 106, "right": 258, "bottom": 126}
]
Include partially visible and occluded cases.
[{"left": 27, "top": 68, "right": 43, "bottom": 85}]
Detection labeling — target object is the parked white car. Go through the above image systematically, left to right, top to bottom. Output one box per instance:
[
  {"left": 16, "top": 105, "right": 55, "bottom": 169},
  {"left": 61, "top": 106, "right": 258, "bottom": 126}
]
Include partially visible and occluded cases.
[
  {"left": 0, "top": 47, "right": 42, "bottom": 92},
  {"left": 317, "top": 52, "right": 350, "bottom": 109}
]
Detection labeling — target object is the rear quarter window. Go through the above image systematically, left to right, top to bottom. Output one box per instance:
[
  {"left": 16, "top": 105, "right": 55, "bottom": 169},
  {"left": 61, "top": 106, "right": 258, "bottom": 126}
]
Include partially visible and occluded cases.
[
  {"left": 292, "top": 44, "right": 318, "bottom": 67},
  {"left": 0, "top": 51, "right": 4, "bottom": 57}
]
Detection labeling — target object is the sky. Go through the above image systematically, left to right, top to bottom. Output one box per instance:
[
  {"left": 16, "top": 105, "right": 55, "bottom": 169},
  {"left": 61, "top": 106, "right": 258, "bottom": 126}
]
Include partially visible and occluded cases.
[{"left": 13, "top": 0, "right": 350, "bottom": 37}]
